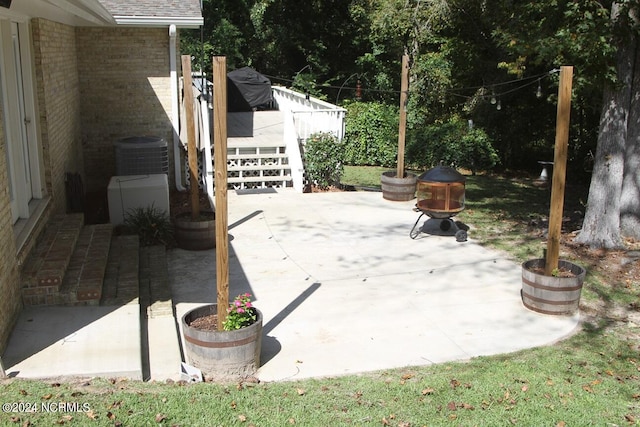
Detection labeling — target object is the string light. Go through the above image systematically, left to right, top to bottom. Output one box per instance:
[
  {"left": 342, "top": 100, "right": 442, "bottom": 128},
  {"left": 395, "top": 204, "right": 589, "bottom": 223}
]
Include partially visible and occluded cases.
[
  {"left": 261, "top": 67, "right": 560, "bottom": 106},
  {"left": 536, "top": 80, "right": 543, "bottom": 98}
]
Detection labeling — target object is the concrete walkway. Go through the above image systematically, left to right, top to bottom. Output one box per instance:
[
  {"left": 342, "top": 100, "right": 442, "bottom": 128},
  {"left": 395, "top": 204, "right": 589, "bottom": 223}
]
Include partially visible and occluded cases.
[{"left": 2, "top": 189, "right": 580, "bottom": 382}]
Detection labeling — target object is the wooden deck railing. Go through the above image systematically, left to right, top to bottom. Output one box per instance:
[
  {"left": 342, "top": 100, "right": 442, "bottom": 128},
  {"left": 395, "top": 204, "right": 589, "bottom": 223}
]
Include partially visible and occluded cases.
[{"left": 271, "top": 86, "right": 346, "bottom": 191}]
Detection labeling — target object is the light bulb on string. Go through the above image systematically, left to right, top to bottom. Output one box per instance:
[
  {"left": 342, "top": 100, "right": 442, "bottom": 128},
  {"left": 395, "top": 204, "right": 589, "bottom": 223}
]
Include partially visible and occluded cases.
[
  {"left": 536, "top": 80, "right": 543, "bottom": 98},
  {"left": 490, "top": 92, "right": 497, "bottom": 105},
  {"left": 496, "top": 99, "right": 502, "bottom": 110}
]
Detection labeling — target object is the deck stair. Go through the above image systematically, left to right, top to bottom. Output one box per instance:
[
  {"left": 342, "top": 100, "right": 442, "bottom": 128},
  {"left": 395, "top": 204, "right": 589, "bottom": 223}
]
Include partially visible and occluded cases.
[
  {"left": 226, "top": 138, "right": 292, "bottom": 189},
  {"left": 21, "top": 213, "right": 140, "bottom": 307}
]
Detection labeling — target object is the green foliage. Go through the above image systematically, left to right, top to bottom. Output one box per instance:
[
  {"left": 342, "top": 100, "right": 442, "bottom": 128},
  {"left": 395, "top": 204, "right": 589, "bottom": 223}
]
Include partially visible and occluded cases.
[
  {"left": 342, "top": 101, "right": 398, "bottom": 167},
  {"left": 407, "top": 117, "right": 499, "bottom": 173},
  {"left": 304, "top": 132, "right": 344, "bottom": 189},
  {"left": 123, "top": 205, "right": 174, "bottom": 247},
  {"left": 223, "top": 293, "right": 257, "bottom": 331}
]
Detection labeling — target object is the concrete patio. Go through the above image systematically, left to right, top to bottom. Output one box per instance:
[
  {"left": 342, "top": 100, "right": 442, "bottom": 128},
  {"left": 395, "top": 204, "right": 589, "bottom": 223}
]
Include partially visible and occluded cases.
[{"left": 2, "top": 189, "right": 581, "bottom": 382}]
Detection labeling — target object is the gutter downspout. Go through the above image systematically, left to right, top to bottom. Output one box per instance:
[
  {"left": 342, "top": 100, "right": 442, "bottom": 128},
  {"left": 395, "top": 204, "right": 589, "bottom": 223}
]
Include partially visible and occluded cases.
[{"left": 169, "top": 24, "right": 186, "bottom": 191}]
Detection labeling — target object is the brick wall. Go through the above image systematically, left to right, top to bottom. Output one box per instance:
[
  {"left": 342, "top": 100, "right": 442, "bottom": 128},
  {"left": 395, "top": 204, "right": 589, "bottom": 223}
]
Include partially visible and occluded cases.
[
  {"left": 31, "top": 18, "right": 84, "bottom": 215},
  {"left": 76, "top": 27, "right": 176, "bottom": 193},
  {"left": 0, "top": 79, "right": 21, "bottom": 353}
]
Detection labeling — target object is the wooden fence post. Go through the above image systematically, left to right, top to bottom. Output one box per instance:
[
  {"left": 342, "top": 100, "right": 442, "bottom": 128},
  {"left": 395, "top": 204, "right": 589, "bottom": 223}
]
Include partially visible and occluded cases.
[
  {"left": 396, "top": 54, "right": 409, "bottom": 178},
  {"left": 181, "top": 55, "right": 200, "bottom": 219},
  {"left": 213, "top": 56, "right": 229, "bottom": 328},
  {"left": 545, "top": 66, "right": 573, "bottom": 275}
]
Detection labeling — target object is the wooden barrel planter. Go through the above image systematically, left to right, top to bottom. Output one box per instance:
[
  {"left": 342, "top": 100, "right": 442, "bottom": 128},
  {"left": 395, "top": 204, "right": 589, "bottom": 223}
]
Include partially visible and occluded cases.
[
  {"left": 381, "top": 171, "right": 417, "bottom": 201},
  {"left": 174, "top": 211, "right": 215, "bottom": 250},
  {"left": 521, "top": 259, "right": 586, "bottom": 315},
  {"left": 182, "top": 304, "right": 262, "bottom": 381}
]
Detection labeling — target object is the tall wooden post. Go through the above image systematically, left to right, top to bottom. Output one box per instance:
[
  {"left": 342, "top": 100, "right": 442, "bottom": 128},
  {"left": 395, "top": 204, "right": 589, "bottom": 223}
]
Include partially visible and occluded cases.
[
  {"left": 396, "top": 54, "right": 409, "bottom": 179},
  {"left": 181, "top": 56, "right": 200, "bottom": 219},
  {"left": 213, "top": 56, "right": 229, "bottom": 329},
  {"left": 545, "top": 66, "right": 573, "bottom": 275}
]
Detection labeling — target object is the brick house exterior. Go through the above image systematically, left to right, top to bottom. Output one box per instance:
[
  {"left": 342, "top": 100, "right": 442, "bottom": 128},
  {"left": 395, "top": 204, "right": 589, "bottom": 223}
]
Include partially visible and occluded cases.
[{"left": 0, "top": 1, "right": 202, "bottom": 353}]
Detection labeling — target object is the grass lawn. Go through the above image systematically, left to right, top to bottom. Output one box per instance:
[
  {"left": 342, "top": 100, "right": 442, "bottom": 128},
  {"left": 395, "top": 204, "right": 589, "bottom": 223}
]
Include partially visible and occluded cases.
[{"left": 1, "top": 166, "right": 638, "bottom": 426}]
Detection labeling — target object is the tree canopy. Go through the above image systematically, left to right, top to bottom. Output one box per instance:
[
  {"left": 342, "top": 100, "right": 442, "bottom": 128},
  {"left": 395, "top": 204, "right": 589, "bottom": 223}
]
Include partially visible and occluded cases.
[{"left": 182, "top": 0, "right": 640, "bottom": 248}]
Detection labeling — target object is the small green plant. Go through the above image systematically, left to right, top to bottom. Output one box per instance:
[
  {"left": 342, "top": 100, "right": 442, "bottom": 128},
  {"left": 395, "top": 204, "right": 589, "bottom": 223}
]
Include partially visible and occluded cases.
[
  {"left": 304, "top": 132, "right": 344, "bottom": 189},
  {"left": 123, "top": 204, "right": 174, "bottom": 247},
  {"left": 223, "top": 293, "right": 257, "bottom": 331}
]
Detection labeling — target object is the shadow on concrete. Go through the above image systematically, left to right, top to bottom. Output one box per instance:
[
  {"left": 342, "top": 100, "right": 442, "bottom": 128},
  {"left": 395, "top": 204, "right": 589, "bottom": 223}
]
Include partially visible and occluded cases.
[{"left": 261, "top": 282, "right": 321, "bottom": 365}]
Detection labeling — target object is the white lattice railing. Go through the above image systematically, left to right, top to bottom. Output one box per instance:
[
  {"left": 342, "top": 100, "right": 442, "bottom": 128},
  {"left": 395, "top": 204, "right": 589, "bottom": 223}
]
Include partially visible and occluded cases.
[
  {"left": 187, "top": 85, "right": 346, "bottom": 194},
  {"left": 271, "top": 86, "right": 347, "bottom": 192}
]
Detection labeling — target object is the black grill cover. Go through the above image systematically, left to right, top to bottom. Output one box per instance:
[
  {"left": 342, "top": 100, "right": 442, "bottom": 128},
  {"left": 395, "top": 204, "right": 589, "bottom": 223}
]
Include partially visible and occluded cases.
[
  {"left": 227, "top": 67, "right": 273, "bottom": 112},
  {"left": 418, "top": 166, "right": 466, "bottom": 183}
]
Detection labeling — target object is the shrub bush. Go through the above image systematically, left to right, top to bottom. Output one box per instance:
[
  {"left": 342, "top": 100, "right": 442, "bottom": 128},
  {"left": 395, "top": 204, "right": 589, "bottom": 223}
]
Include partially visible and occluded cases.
[
  {"left": 342, "top": 101, "right": 398, "bottom": 167},
  {"left": 407, "top": 117, "right": 499, "bottom": 173},
  {"left": 304, "top": 132, "right": 344, "bottom": 189},
  {"left": 123, "top": 204, "right": 174, "bottom": 247}
]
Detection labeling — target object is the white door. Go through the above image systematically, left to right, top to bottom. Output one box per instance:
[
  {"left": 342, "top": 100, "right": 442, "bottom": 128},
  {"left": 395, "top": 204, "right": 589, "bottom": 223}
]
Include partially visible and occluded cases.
[{"left": 0, "top": 19, "right": 41, "bottom": 224}]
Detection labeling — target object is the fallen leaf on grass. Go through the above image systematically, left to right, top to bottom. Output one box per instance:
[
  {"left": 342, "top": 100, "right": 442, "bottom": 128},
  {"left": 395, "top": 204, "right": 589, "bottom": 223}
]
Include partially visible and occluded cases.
[
  {"left": 401, "top": 373, "right": 414, "bottom": 380},
  {"left": 521, "top": 385, "right": 529, "bottom": 392},
  {"left": 581, "top": 385, "right": 594, "bottom": 393},
  {"left": 421, "top": 387, "right": 435, "bottom": 395},
  {"left": 296, "top": 388, "right": 305, "bottom": 396},
  {"left": 42, "top": 393, "right": 53, "bottom": 400},
  {"left": 447, "top": 401, "right": 457, "bottom": 411},
  {"left": 85, "top": 410, "right": 98, "bottom": 420},
  {"left": 155, "top": 413, "right": 167, "bottom": 423},
  {"left": 238, "top": 414, "right": 247, "bottom": 422},
  {"left": 625, "top": 414, "right": 636, "bottom": 423},
  {"left": 55, "top": 415, "right": 73, "bottom": 424},
  {"left": 555, "top": 422, "right": 566, "bottom": 427}
]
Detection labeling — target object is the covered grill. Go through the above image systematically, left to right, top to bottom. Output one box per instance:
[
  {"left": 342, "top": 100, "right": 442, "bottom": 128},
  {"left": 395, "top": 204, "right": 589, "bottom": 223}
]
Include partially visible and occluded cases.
[{"left": 410, "top": 166, "right": 468, "bottom": 241}]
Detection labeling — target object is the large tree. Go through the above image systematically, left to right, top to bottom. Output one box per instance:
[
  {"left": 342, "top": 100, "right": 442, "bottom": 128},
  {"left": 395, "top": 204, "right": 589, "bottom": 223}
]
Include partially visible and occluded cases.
[{"left": 576, "top": 1, "right": 640, "bottom": 248}]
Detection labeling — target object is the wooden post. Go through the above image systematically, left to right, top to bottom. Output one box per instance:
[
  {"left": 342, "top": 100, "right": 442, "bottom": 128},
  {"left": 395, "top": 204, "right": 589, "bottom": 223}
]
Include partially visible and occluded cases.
[
  {"left": 396, "top": 54, "right": 409, "bottom": 179},
  {"left": 181, "top": 55, "right": 200, "bottom": 220},
  {"left": 213, "top": 56, "right": 229, "bottom": 329},
  {"left": 545, "top": 66, "right": 573, "bottom": 275},
  {"left": 0, "top": 356, "right": 6, "bottom": 378}
]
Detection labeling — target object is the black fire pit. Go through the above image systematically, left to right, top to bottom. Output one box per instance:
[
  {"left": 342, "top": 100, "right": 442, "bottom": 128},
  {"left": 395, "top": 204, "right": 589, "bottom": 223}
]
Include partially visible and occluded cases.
[{"left": 410, "top": 166, "right": 468, "bottom": 241}]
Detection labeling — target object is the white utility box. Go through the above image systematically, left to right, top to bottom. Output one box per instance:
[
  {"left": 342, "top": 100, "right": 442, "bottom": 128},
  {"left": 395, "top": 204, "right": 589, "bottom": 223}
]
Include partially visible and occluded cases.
[{"left": 108, "top": 174, "right": 170, "bottom": 225}]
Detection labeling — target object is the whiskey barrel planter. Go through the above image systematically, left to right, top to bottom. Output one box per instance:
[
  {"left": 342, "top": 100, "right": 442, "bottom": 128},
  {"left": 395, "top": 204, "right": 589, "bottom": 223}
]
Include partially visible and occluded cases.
[
  {"left": 381, "top": 171, "right": 417, "bottom": 201},
  {"left": 174, "top": 211, "right": 215, "bottom": 250},
  {"left": 521, "top": 259, "right": 586, "bottom": 315},
  {"left": 182, "top": 304, "right": 262, "bottom": 381}
]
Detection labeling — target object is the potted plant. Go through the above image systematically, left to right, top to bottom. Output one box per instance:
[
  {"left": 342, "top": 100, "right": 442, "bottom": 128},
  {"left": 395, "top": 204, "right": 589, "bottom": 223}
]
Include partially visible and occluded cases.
[
  {"left": 381, "top": 54, "right": 417, "bottom": 201},
  {"left": 174, "top": 55, "right": 215, "bottom": 250},
  {"left": 180, "top": 56, "right": 263, "bottom": 381},
  {"left": 521, "top": 66, "right": 585, "bottom": 315},
  {"left": 521, "top": 258, "right": 586, "bottom": 315},
  {"left": 182, "top": 293, "right": 263, "bottom": 381}
]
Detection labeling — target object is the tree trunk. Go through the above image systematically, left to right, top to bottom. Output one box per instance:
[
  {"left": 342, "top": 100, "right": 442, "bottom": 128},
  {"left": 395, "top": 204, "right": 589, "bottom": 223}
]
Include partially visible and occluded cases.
[
  {"left": 575, "top": 12, "right": 634, "bottom": 249},
  {"left": 620, "top": 37, "right": 640, "bottom": 239}
]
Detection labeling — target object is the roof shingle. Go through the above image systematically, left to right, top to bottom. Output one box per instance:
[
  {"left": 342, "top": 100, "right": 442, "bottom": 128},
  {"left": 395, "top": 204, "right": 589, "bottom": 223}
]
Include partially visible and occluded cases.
[{"left": 98, "top": 0, "right": 202, "bottom": 18}]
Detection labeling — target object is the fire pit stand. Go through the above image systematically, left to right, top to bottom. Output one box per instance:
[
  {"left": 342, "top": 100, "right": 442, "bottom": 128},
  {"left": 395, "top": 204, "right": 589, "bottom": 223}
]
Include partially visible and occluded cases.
[{"left": 409, "top": 166, "right": 468, "bottom": 242}]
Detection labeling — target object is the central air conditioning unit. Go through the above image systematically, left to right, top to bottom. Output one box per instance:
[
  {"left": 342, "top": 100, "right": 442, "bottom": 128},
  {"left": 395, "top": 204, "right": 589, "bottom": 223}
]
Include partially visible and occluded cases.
[
  {"left": 113, "top": 136, "right": 168, "bottom": 176},
  {"left": 107, "top": 174, "right": 170, "bottom": 225}
]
